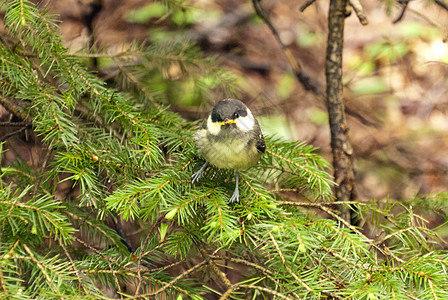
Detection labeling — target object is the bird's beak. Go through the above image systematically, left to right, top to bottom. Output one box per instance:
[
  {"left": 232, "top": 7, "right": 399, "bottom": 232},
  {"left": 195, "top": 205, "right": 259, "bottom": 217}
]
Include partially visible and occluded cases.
[{"left": 220, "top": 119, "right": 237, "bottom": 126}]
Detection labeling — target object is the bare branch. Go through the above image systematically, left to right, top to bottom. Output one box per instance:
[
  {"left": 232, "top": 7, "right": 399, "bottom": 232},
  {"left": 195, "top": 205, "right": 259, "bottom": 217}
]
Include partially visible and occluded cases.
[
  {"left": 252, "top": 0, "right": 321, "bottom": 94},
  {"left": 300, "top": 0, "right": 317, "bottom": 12},
  {"left": 349, "top": 0, "right": 368, "bottom": 25},
  {"left": 393, "top": 0, "right": 410, "bottom": 24},
  {"left": 434, "top": 0, "right": 448, "bottom": 11}
]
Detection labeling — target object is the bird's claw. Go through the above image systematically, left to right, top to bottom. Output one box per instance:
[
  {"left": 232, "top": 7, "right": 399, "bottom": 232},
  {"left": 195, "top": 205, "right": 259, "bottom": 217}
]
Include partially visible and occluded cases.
[
  {"left": 191, "top": 162, "right": 208, "bottom": 184},
  {"left": 191, "top": 170, "right": 203, "bottom": 184},
  {"left": 229, "top": 171, "right": 240, "bottom": 203},
  {"left": 229, "top": 186, "right": 239, "bottom": 203}
]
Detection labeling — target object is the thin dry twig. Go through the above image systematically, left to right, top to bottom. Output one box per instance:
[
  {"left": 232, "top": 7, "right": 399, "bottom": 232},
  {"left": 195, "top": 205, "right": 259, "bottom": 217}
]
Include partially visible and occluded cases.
[
  {"left": 252, "top": 0, "right": 321, "bottom": 94},
  {"left": 300, "top": 0, "right": 317, "bottom": 12},
  {"left": 349, "top": 0, "right": 368, "bottom": 25},
  {"left": 393, "top": 0, "right": 410, "bottom": 24},
  {"left": 434, "top": 0, "right": 448, "bottom": 11},
  {"left": 0, "top": 95, "right": 32, "bottom": 124},
  {"left": 0, "top": 126, "right": 27, "bottom": 142},
  {"left": 199, "top": 245, "right": 233, "bottom": 288},
  {"left": 210, "top": 255, "right": 274, "bottom": 276},
  {"left": 219, "top": 288, "right": 234, "bottom": 300}
]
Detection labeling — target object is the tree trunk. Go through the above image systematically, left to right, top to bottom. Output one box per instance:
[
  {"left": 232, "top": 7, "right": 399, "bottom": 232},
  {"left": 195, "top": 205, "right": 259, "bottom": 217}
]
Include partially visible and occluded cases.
[{"left": 325, "top": 0, "right": 357, "bottom": 223}]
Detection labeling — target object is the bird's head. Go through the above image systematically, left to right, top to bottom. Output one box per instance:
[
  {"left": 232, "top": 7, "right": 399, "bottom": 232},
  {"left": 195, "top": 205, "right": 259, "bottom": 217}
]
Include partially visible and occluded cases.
[{"left": 206, "top": 99, "right": 256, "bottom": 135}]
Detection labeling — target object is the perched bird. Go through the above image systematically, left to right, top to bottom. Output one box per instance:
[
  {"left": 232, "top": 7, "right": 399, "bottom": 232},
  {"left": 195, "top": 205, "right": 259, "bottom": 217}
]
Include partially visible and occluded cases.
[{"left": 192, "top": 99, "right": 265, "bottom": 202}]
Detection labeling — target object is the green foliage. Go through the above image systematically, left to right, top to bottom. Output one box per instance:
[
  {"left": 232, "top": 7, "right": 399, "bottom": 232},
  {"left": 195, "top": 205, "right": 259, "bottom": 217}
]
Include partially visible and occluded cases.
[
  {"left": 1, "top": 1, "right": 448, "bottom": 299},
  {"left": 351, "top": 77, "right": 389, "bottom": 95}
]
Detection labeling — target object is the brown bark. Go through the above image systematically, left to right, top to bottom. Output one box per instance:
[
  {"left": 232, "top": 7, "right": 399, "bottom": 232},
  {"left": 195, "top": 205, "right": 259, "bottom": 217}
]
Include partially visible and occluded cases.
[{"left": 325, "top": 0, "right": 357, "bottom": 222}]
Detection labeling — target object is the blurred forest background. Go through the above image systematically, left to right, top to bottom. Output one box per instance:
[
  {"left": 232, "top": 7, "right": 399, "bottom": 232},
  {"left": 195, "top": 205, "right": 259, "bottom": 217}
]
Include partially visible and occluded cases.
[{"left": 24, "top": 0, "right": 448, "bottom": 202}]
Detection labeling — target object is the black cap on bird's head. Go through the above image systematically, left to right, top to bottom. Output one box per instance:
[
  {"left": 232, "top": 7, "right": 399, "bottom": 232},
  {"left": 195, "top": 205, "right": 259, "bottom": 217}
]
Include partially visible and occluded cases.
[
  {"left": 205, "top": 99, "right": 256, "bottom": 136},
  {"left": 211, "top": 99, "right": 249, "bottom": 124}
]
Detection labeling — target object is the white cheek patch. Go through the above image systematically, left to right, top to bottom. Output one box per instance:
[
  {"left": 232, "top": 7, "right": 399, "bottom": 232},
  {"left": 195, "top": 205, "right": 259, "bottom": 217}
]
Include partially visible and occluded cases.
[
  {"left": 236, "top": 110, "right": 255, "bottom": 132},
  {"left": 207, "top": 115, "right": 221, "bottom": 135}
]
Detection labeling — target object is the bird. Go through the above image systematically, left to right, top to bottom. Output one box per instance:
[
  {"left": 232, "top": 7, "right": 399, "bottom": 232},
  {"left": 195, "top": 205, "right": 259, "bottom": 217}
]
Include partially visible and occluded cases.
[{"left": 192, "top": 99, "right": 265, "bottom": 202}]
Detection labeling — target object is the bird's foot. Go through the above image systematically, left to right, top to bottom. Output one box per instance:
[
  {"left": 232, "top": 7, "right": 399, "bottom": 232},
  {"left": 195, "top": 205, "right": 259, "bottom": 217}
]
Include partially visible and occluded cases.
[
  {"left": 191, "top": 162, "right": 208, "bottom": 184},
  {"left": 191, "top": 170, "right": 203, "bottom": 184},
  {"left": 229, "top": 171, "right": 240, "bottom": 203},
  {"left": 229, "top": 185, "right": 239, "bottom": 203}
]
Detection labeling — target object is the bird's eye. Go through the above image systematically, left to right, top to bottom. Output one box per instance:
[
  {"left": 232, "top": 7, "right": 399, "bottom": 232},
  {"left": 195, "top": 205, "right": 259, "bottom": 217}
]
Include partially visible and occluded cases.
[{"left": 233, "top": 112, "right": 239, "bottom": 119}]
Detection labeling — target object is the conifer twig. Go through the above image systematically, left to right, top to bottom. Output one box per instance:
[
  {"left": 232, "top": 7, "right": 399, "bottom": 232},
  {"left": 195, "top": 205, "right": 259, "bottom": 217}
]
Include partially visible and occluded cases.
[
  {"left": 115, "top": 62, "right": 163, "bottom": 112},
  {"left": 266, "top": 149, "right": 327, "bottom": 181},
  {"left": 134, "top": 212, "right": 167, "bottom": 297},
  {"left": 0, "top": 223, "right": 6, "bottom": 297},
  {"left": 268, "top": 232, "right": 314, "bottom": 292},
  {"left": 73, "top": 236, "right": 122, "bottom": 292},
  {"left": 60, "top": 242, "right": 90, "bottom": 294},
  {"left": 23, "top": 244, "right": 58, "bottom": 294},
  {"left": 199, "top": 245, "right": 233, "bottom": 288},
  {"left": 320, "top": 246, "right": 369, "bottom": 271},
  {"left": 209, "top": 255, "right": 275, "bottom": 277},
  {"left": 125, "top": 261, "right": 206, "bottom": 299},
  {"left": 234, "top": 285, "right": 294, "bottom": 300}
]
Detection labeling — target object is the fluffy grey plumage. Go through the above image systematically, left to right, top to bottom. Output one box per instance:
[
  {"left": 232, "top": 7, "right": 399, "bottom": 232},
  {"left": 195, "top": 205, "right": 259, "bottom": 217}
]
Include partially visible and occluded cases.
[{"left": 192, "top": 99, "right": 265, "bottom": 202}]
